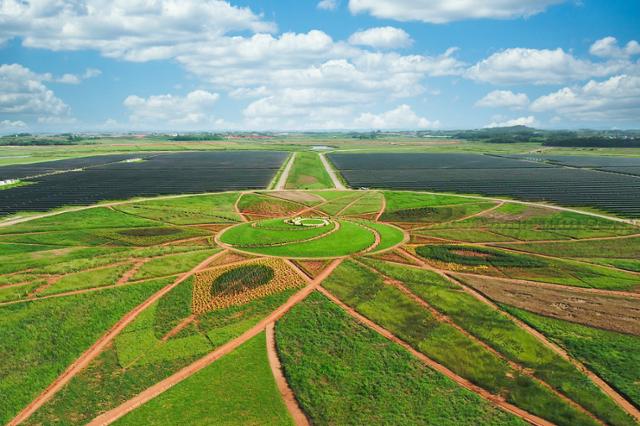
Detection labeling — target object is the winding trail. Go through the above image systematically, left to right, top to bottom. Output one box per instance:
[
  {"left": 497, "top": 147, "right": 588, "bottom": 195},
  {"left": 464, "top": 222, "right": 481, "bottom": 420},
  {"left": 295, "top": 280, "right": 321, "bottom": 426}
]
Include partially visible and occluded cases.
[
  {"left": 274, "top": 153, "right": 297, "bottom": 191},
  {"left": 319, "top": 153, "right": 345, "bottom": 190},
  {"left": 374, "top": 191, "right": 387, "bottom": 222},
  {"left": 233, "top": 192, "right": 249, "bottom": 222},
  {"left": 8, "top": 250, "right": 228, "bottom": 426},
  {"left": 86, "top": 258, "right": 343, "bottom": 426},
  {"left": 316, "top": 286, "right": 552, "bottom": 426},
  {"left": 266, "top": 323, "right": 310, "bottom": 426}
]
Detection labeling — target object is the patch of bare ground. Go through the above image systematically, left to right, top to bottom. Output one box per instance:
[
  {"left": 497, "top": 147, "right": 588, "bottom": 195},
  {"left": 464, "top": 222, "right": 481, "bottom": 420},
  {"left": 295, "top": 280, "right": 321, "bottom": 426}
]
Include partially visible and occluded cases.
[
  {"left": 269, "top": 191, "right": 324, "bottom": 205},
  {"left": 482, "top": 206, "right": 556, "bottom": 222},
  {"left": 367, "top": 249, "right": 420, "bottom": 266},
  {"left": 206, "top": 251, "right": 255, "bottom": 268},
  {"left": 290, "top": 259, "right": 333, "bottom": 279},
  {"left": 454, "top": 273, "right": 640, "bottom": 336}
]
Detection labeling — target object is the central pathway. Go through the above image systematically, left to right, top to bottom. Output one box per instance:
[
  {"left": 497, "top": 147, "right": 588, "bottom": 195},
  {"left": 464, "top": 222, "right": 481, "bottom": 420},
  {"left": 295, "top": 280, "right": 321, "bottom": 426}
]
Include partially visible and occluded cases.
[
  {"left": 274, "top": 153, "right": 297, "bottom": 190},
  {"left": 319, "top": 153, "right": 346, "bottom": 190}
]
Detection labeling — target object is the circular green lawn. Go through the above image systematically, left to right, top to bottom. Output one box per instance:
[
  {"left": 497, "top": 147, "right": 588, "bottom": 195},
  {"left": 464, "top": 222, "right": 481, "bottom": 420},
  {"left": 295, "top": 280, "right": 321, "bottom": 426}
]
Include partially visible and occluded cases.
[{"left": 218, "top": 217, "right": 404, "bottom": 258}]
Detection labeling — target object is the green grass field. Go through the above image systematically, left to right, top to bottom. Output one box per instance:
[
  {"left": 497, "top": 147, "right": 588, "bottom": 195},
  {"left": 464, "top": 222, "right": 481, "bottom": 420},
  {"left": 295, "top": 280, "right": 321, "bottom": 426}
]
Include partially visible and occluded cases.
[
  {"left": 285, "top": 152, "right": 334, "bottom": 190},
  {"left": 0, "top": 278, "right": 170, "bottom": 424},
  {"left": 277, "top": 292, "right": 527, "bottom": 425},
  {"left": 116, "top": 332, "right": 293, "bottom": 426}
]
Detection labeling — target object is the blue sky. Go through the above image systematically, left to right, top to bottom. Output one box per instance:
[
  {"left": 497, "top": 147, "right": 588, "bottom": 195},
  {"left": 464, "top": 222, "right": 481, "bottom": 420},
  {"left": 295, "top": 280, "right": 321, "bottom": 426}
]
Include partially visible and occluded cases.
[{"left": 1, "top": 0, "right": 639, "bottom": 133}]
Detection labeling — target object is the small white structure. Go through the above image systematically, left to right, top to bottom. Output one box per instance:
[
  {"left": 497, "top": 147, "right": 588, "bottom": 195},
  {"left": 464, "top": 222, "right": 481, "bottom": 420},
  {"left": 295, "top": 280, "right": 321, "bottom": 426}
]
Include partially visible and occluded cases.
[
  {"left": 123, "top": 158, "right": 143, "bottom": 163},
  {"left": 0, "top": 179, "right": 19, "bottom": 187},
  {"left": 285, "top": 216, "right": 330, "bottom": 228}
]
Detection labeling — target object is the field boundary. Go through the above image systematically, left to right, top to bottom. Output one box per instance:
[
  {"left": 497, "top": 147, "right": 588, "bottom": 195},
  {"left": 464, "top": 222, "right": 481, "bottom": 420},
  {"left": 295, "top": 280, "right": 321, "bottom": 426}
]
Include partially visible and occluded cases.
[
  {"left": 316, "top": 286, "right": 553, "bottom": 426},
  {"left": 266, "top": 323, "right": 310, "bottom": 426}
]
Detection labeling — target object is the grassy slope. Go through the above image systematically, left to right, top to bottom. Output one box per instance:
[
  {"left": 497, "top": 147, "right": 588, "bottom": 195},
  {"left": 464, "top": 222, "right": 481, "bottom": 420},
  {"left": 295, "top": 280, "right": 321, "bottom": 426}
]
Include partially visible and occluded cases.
[
  {"left": 285, "top": 152, "right": 333, "bottom": 190},
  {"left": 0, "top": 278, "right": 170, "bottom": 424},
  {"left": 277, "top": 292, "right": 526, "bottom": 426},
  {"left": 116, "top": 332, "right": 292, "bottom": 426}
]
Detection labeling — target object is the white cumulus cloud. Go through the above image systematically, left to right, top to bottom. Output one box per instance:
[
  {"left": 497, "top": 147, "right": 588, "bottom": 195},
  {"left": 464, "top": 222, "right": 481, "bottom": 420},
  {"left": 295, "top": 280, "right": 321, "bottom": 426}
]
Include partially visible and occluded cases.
[
  {"left": 0, "top": 0, "right": 275, "bottom": 62},
  {"left": 317, "top": 0, "right": 339, "bottom": 10},
  {"left": 348, "top": 0, "right": 565, "bottom": 23},
  {"left": 349, "top": 27, "right": 413, "bottom": 49},
  {"left": 589, "top": 36, "right": 640, "bottom": 59},
  {"left": 466, "top": 47, "right": 631, "bottom": 85},
  {"left": 0, "top": 64, "right": 70, "bottom": 119},
  {"left": 530, "top": 74, "right": 640, "bottom": 122},
  {"left": 123, "top": 90, "right": 220, "bottom": 128},
  {"left": 476, "top": 90, "right": 529, "bottom": 108},
  {"left": 354, "top": 105, "right": 438, "bottom": 129},
  {"left": 485, "top": 115, "right": 537, "bottom": 128}
]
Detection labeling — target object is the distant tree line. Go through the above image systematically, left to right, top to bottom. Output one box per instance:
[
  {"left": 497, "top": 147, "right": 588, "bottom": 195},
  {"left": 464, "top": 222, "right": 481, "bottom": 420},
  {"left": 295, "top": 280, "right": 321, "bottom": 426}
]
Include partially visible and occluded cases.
[
  {"left": 169, "top": 133, "right": 223, "bottom": 141},
  {"left": 542, "top": 137, "right": 640, "bottom": 148}
]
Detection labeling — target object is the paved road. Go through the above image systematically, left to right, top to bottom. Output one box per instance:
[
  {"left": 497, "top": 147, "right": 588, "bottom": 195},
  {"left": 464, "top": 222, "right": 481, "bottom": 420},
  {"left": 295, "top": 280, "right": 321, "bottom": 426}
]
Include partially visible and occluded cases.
[{"left": 319, "top": 154, "right": 346, "bottom": 190}]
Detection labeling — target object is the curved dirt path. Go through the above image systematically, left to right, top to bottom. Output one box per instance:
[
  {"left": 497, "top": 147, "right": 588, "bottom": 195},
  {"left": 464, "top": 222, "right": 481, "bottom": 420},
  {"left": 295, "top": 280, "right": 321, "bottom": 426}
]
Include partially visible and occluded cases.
[
  {"left": 274, "top": 153, "right": 297, "bottom": 190},
  {"left": 319, "top": 153, "right": 345, "bottom": 190},
  {"left": 374, "top": 191, "right": 386, "bottom": 222},
  {"left": 234, "top": 192, "right": 249, "bottom": 222},
  {"left": 395, "top": 249, "right": 640, "bottom": 422},
  {"left": 8, "top": 250, "right": 228, "bottom": 426},
  {"left": 86, "top": 258, "right": 343, "bottom": 426},
  {"left": 316, "top": 286, "right": 552, "bottom": 426},
  {"left": 266, "top": 322, "right": 310, "bottom": 426}
]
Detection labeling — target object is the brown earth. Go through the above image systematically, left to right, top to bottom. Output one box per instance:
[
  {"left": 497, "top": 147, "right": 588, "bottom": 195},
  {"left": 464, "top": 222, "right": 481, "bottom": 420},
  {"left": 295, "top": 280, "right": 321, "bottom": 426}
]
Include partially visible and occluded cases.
[
  {"left": 269, "top": 191, "right": 324, "bottom": 205},
  {"left": 455, "top": 273, "right": 640, "bottom": 336}
]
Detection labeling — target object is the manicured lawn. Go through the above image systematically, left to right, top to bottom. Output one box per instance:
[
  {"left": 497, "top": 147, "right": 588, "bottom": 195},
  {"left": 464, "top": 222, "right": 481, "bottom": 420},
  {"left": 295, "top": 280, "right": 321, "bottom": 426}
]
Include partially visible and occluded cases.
[
  {"left": 285, "top": 152, "right": 333, "bottom": 190},
  {"left": 220, "top": 218, "right": 335, "bottom": 247},
  {"left": 241, "top": 220, "right": 375, "bottom": 257},
  {"left": 0, "top": 278, "right": 170, "bottom": 424},
  {"left": 277, "top": 291, "right": 526, "bottom": 425},
  {"left": 116, "top": 332, "right": 293, "bottom": 426}
]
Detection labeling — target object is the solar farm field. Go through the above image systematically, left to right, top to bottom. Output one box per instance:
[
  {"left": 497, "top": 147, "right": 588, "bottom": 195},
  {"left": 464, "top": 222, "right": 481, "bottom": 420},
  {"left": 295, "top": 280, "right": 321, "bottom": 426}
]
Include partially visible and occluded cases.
[
  {"left": 0, "top": 151, "right": 287, "bottom": 216},
  {"left": 329, "top": 153, "right": 640, "bottom": 217},
  {"left": 0, "top": 154, "right": 150, "bottom": 180},
  {"left": 509, "top": 154, "right": 640, "bottom": 177}
]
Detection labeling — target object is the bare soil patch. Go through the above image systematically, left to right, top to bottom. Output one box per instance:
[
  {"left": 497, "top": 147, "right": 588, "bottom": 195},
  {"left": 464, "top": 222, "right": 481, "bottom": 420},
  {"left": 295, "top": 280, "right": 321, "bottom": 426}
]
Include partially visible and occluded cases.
[
  {"left": 270, "top": 191, "right": 324, "bottom": 205},
  {"left": 291, "top": 259, "right": 333, "bottom": 279},
  {"left": 456, "top": 273, "right": 640, "bottom": 336}
]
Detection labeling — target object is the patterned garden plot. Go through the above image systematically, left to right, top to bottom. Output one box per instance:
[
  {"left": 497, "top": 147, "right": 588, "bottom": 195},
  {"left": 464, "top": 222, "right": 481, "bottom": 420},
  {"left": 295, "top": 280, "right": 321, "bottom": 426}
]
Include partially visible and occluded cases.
[{"left": 192, "top": 258, "right": 304, "bottom": 313}]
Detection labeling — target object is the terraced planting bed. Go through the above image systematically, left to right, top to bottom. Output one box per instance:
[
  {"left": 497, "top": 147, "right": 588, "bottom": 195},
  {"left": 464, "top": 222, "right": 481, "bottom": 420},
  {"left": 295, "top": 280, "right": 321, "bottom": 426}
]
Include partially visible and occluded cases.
[{"left": 2, "top": 188, "right": 639, "bottom": 426}]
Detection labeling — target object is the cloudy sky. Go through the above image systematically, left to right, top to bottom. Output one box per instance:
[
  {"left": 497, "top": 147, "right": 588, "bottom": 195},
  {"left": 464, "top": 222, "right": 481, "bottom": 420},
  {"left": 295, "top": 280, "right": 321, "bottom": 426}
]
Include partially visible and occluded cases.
[{"left": 0, "top": 0, "right": 639, "bottom": 133}]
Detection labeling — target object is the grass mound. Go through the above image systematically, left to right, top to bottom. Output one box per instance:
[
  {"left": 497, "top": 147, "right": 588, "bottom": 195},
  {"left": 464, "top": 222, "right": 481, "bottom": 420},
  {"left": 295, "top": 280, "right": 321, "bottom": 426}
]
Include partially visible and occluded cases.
[{"left": 211, "top": 264, "right": 275, "bottom": 298}]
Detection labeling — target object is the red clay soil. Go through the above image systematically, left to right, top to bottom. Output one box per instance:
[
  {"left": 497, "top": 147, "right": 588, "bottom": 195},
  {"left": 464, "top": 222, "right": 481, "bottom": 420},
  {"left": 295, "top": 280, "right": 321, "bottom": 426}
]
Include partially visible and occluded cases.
[
  {"left": 8, "top": 250, "right": 228, "bottom": 426},
  {"left": 85, "top": 258, "right": 343, "bottom": 426},
  {"left": 316, "top": 286, "right": 553, "bottom": 426},
  {"left": 266, "top": 323, "right": 310, "bottom": 426}
]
